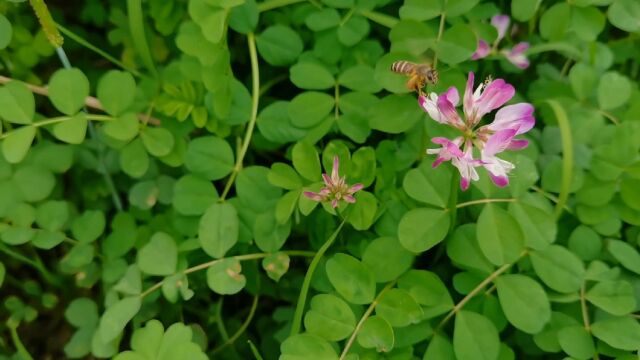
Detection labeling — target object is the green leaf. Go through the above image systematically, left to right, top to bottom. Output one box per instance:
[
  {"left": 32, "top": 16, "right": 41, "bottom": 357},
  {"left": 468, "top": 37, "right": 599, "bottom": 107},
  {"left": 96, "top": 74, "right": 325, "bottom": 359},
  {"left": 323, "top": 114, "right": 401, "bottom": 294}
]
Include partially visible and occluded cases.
[
  {"left": 189, "top": 0, "right": 227, "bottom": 43},
  {"left": 228, "top": 0, "right": 258, "bottom": 34},
  {"left": 399, "top": 0, "right": 441, "bottom": 20},
  {"left": 445, "top": 0, "right": 479, "bottom": 17},
  {"left": 511, "top": 0, "right": 541, "bottom": 21},
  {"left": 607, "top": 0, "right": 640, "bottom": 32},
  {"left": 540, "top": 3, "right": 570, "bottom": 40},
  {"left": 570, "top": 6, "right": 605, "bottom": 41},
  {"left": 305, "top": 8, "right": 341, "bottom": 31},
  {"left": 0, "top": 14, "right": 11, "bottom": 49},
  {"left": 337, "top": 15, "right": 369, "bottom": 46},
  {"left": 436, "top": 24, "right": 476, "bottom": 65},
  {"left": 256, "top": 25, "right": 303, "bottom": 66},
  {"left": 290, "top": 62, "right": 335, "bottom": 90},
  {"left": 569, "top": 63, "right": 597, "bottom": 101},
  {"left": 338, "top": 65, "right": 382, "bottom": 93},
  {"left": 48, "top": 68, "right": 90, "bottom": 115},
  {"left": 97, "top": 70, "right": 136, "bottom": 116},
  {"left": 597, "top": 72, "right": 631, "bottom": 110},
  {"left": 0, "top": 81, "right": 34, "bottom": 124},
  {"left": 288, "top": 91, "right": 335, "bottom": 128},
  {"left": 370, "top": 95, "right": 422, "bottom": 134},
  {"left": 53, "top": 113, "right": 88, "bottom": 144},
  {"left": 103, "top": 113, "right": 139, "bottom": 142},
  {"left": 2, "top": 126, "right": 35, "bottom": 163},
  {"left": 140, "top": 127, "right": 175, "bottom": 157},
  {"left": 185, "top": 136, "right": 234, "bottom": 180},
  {"left": 120, "top": 139, "right": 149, "bottom": 178},
  {"left": 292, "top": 141, "right": 321, "bottom": 181},
  {"left": 403, "top": 158, "right": 452, "bottom": 208},
  {"left": 268, "top": 163, "right": 303, "bottom": 190},
  {"left": 14, "top": 165, "right": 55, "bottom": 202},
  {"left": 235, "top": 166, "right": 282, "bottom": 212},
  {"left": 172, "top": 174, "right": 218, "bottom": 216},
  {"left": 620, "top": 178, "right": 640, "bottom": 211},
  {"left": 347, "top": 190, "right": 378, "bottom": 230},
  {"left": 36, "top": 200, "right": 69, "bottom": 232},
  {"left": 508, "top": 202, "right": 556, "bottom": 250},
  {"left": 198, "top": 203, "right": 239, "bottom": 258},
  {"left": 477, "top": 204, "right": 525, "bottom": 266},
  {"left": 398, "top": 208, "right": 450, "bottom": 253},
  {"left": 72, "top": 210, "right": 105, "bottom": 243},
  {"left": 254, "top": 212, "right": 290, "bottom": 252},
  {"left": 447, "top": 224, "right": 494, "bottom": 274},
  {"left": 568, "top": 224, "right": 602, "bottom": 260},
  {"left": 1, "top": 227, "right": 35, "bottom": 245},
  {"left": 138, "top": 232, "right": 177, "bottom": 276},
  {"left": 362, "top": 237, "right": 414, "bottom": 283},
  {"left": 607, "top": 239, "right": 640, "bottom": 275},
  {"left": 530, "top": 245, "right": 585, "bottom": 293},
  {"left": 261, "top": 252, "right": 289, "bottom": 282},
  {"left": 326, "top": 253, "right": 375, "bottom": 304},
  {"left": 206, "top": 258, "right": 246, "bottom": 295},
  {"left": 114, "top": 265, "right": 142, "bottom": 296},
  {"left": 398, "top": 270, "right": 453, "bottom": 317},
  {"left": 495, "top": 274, "right": 551, "bottom": 334},
  {"left": 585, "top": 280, "right": 636, "bottom": 315},
  {"left": 375, "top": 288, "right": 423, "bottom": 327},
  {"left": 304, "top": 294, "right": 356, "bottom": 341},
  {"left": 98, "top": 297, "right": 141, "bottom": 343},
  {"left": 65, "top": 298, "right": 99, "bottom": 328},
  {"left": 453, "top": 311, "right": 500, "bottom": 360},
  {"left": 357, "top": 316, "right": 394, "bottom": 352},
  {"left": 591, "top": 316, "right": 640, "bottom": 351},
  {"left": 557, "top": 326, "right": 595, "bottom": 360},
  {"left": 65, "top": 327, "right": 93, "bottom": 358},
  {"left": 280, "top": 334, "right": 338, "bottom": 360},
  {"left": 424, "top": 334, "right": 455, "bottom": 360}
]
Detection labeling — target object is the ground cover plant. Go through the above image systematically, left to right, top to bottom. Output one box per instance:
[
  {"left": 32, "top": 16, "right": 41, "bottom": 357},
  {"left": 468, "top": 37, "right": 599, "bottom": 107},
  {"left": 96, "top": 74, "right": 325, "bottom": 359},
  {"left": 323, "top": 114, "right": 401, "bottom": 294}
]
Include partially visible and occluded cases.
[{"left": 0, "top": 0, "right": 640, "bottom": 358}]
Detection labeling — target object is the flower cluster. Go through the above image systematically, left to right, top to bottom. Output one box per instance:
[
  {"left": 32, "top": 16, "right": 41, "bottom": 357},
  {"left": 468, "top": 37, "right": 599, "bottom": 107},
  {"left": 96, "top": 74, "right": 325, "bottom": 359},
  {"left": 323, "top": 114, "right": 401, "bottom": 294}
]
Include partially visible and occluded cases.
[
  {"left": 472, "top": 15, "right": 530, "bottom": 69},
  {"left": 421, "top": 72, "right": 534, "bottom": 190},
  {"left": 304, "top": 156, "right": 363, "bottom": 208}
]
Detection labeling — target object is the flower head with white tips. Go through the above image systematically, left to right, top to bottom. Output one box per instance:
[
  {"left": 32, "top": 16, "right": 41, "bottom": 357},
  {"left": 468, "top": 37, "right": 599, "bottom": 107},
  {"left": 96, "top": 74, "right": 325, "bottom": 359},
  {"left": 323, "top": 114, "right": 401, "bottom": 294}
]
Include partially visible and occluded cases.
[
  {"left": 472, "top": 14, "right": 530, "bottom": 69},
  {"left": 419, "top": 72, "right": 534, "bottom": 190},
  {"left": 304, "top": 156, "right": 363, "bottom": 208}
]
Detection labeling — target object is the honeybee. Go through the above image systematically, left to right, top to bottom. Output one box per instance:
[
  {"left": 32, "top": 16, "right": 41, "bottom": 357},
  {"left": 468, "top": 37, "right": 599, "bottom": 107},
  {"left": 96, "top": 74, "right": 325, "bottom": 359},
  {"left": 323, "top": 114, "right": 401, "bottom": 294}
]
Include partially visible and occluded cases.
[{"left": 391, "top": 61, "right": 439, "bottom": 96}]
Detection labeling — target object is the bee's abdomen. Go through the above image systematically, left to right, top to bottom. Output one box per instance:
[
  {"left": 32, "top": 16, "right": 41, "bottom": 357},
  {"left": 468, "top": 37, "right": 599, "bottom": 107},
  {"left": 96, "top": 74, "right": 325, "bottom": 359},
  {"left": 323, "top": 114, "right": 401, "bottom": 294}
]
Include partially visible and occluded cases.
[{"left": 391, "top": 60, "right": 415, "bottom": 74}]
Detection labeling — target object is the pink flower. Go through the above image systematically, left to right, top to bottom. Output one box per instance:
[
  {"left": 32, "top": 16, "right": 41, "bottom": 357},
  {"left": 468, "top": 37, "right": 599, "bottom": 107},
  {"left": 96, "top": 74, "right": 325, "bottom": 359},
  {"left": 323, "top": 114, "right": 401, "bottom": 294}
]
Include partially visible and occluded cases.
[
  {"left": 471, "top": 14, "right": 530, "bottom": 69},
  {"left": 421, "top": 72, "right": 534, "bottom": 189},
  {"left": 304, "top": 156, "right": 363, "bottom": 208}
]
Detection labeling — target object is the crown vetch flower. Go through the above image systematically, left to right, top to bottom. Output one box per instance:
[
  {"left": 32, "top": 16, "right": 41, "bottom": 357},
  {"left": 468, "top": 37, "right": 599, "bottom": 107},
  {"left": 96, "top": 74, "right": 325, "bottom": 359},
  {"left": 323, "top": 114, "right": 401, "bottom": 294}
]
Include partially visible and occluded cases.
[
  {"left": 471, "top": 14, "right": 530, "bottom": 69},
  {"left": 419, "top": 72, "right": 535, "bottom": 190},
  {"left": 303, "top": 156, "right": 363, "bottom": 208}
]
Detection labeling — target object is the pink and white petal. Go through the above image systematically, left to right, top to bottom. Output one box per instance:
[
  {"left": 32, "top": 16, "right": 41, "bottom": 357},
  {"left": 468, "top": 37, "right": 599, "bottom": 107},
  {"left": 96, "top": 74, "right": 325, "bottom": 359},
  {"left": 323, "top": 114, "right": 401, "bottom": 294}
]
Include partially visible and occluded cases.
[
  {"left": 491, "top": 15, "right": 510, "bottom": 42},
  {"left": 471, "top": 40, "right": 491, "bottom": 60},
  {"left": 510, "top": 42, "right": 529, "bottom": 55},
  {"left": 506, "top": 52, "right": 530, "bottom": 69},
  {"left": 463, "top": 72, "right": 476, "bottom": 117},
  {"left": 475, "top": 80, "right": 515, "bottom": 118},
  {"left": 442, "top": 86, "right": 460, "bottom": 106},
  {"left": 419, "top": 94, "right": 442, "bottom": 122},
  {"left": 437, "top": 95, "right": 464, "bottom": 126},
  {"left": 489, "top": 103, "right": 535, "bottom": 134},
  {"left": 483, "top": 129, "right": 517, "bottom": 157},
  {"left": 432, "top": 137, "right": 464, "bottom": 157},
  {"left": 507, "top": 138, "right": 529, "bottom": 150},
  {"left": 331, "top": 156, "right": 340, "bottom": 182},
  {"left": 322, "top": 173, "right": 334, "bottom": 187},
  {"left": 489, "top": 173, "right": 509, "bottom": 187},
  {"left": 460, "top": 176, "right": 471, "bottom": 190},
  {"left": 349, "top": 183, "right": 364, "bottom": 193},
  {"left": 304, "top": 191, "right": 324, "bottom": 201},
  {"left": 343, "top": 195, "right": 356, "bottom": 203},
  {"left": 331, "top": 199, "right": 339, "bottom": 208}
]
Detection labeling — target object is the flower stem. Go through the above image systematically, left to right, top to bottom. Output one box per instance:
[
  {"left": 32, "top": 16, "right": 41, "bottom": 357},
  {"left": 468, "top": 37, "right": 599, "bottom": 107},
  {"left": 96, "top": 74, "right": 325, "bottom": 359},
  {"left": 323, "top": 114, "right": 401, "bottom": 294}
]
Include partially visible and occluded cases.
[
  {"left": 432, "top": 2, "right": 448, "bottom": 69},
  {"left": 220, "top": 32, "right": 260, "bottom": 202},
  {"left": 546, "top": 100, "right": 573, "bottom": 219},
  {"left": 451, "top": 198, "right": 516, "bottom": 210},
  {"left": 289, "top": 216, "right": 349, "bottom": 337},
  {"left": 434, "top": 251, "right": 527, "bottom": 333},
  {"left": 339, "top": 280, "right": 397, "bottom": 359},
  {"left": 580, "top": 285, "right": 600, "bottom": 360},
  {"left": 212, "top": 294, "right": 260, "bottom": 354},
  {"left": 7, "top": 321, "right": 34, "bottom": 360}
]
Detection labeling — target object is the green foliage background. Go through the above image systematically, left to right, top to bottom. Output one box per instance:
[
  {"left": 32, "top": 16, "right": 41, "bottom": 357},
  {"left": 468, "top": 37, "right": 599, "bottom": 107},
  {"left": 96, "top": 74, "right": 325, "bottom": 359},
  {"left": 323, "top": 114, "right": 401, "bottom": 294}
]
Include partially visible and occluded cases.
[{"left": 0, "top": 0, "right": 640, "bottom": 359}]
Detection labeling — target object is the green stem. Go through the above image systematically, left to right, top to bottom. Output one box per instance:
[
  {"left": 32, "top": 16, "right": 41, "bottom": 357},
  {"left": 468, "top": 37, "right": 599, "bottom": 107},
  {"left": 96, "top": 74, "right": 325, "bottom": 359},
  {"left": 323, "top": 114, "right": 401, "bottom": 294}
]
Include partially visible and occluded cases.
[
  {"left": 126, "top": 0, "right": 157, "bottom": 76},
  {"left": 257, "top": 0, "right": 306, "bottom": 12},
  {"left": 432, "top": 1, "right": 448, "bottom": 69},
  {"left": 358, "top": 10, "right": 399, "bottom": 28},
  {"left": 56, "top": 23, "right": 141, "bottom": 77},
  {"left": 220, "top": 33, "right": 260, "bottom": 202},
  {"left": 546, "top": 100, "right": 573, "bottom": 219},
  {"left": 0, "top": 115, "right": 113, "bottom": 140},
  {"left": 451, "top": 198, "right": 516, "bottom": 210},
  {"left": 289, "top": 217, "right": 349, "bottom": 337},
  {"left": 0, "top": 243, "right": 59, "bottom": 286},
  {"left": 139, "top": 251, "right": 315, "bottom": 299},
  {"left": 435, "top": 252, "right": 527, "bottom": 333},
  {"left": 339, "top": 280, "right": 396, "bottom": 359},
  {"left": 580, "top": 285, "right": 600, "bottom": 360},
  {"left": 212, "top": 294, "right": 260, "bottom": 354},
  {"left": 7, "top": 322, "right": 34, "bottom": 360},
  {"left": 247, "top": 340, "right": 265, "bottom": 360}
]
